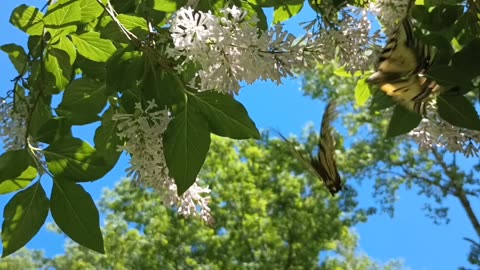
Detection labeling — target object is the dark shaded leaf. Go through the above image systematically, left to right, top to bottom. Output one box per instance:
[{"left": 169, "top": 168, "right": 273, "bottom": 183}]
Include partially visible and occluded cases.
[
  {"left": 106, "top": 48, "right": 144, "bottom": 94},
  {"left": 56, "top": 77, "right": 107, "bottom": 125},
  {"left": 369, "top": 89, "right": 396, "bottom": 111},
  {"left": 192, "top": 92, "right": 260, "bottom": 139},
  {"left": 437, "top": 95, "right": 480, "bottom": 130},
  {"left": 386, "top": 105, "right": 422, "bottom": 138},
  {"left": 164, "top": 106, "right": 211, "bottom": 195},
  {"left": 94, "top": 107, "right": 122, "bottom": 166},
  {"left": 33, "top": 117, "right": 72, "bottom": 144},
  {"left": 44, "top": 137, "right": 110, "bottom": 182},
  {"left": 0, "top": 150, "right": 31, "bottom": 182},
  {"left": 50, "top": 179, "right": 104, "bottom": 253}
]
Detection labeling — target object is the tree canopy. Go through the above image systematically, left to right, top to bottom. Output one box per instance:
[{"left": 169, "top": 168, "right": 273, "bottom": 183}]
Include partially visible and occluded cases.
[{"left": 0, "top": 137, "right": 404, "bottom": 270}]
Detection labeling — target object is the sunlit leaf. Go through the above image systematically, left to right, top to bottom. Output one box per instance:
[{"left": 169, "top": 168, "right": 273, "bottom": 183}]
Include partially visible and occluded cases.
[
  {"left": 43, "top": 0, "right": 81, "bottom": 39},
  {"left": 79, "top": 0, "right": 104, "bottom": 23},
  {"left": 273, "top": 1, "right": 303, "bottom": 23},
  {"left": 9, "top": 5, "right": 44, "bottom": 35},
  {"left": 71, "top": 31, "right": 116, "bottom": 62},
  {"left": 51, "top": 36, "right": 77, "bottom": 65},
  {"left": 0, "top": 44, "right": 29, "bottom": 75},
  {"left": 45, "top": 48, "right": 72, "bottom": 92},
  {"left": 355, "top": 77, "right": 371, "bottom": 107},
  {"left": 0, "top": 167, "right": 38, "bottom": 195},
  {"left": 2, "top": 182, "right": 49, "bottom": 257}
]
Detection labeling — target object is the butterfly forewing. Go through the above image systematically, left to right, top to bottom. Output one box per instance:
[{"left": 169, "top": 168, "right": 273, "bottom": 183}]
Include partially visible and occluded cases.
[
  {"left": 276, "top": 101, "right": 343, "bottom": 196},
  {"left": 312, "top": 101, "right": 343, "bottom": 195}
]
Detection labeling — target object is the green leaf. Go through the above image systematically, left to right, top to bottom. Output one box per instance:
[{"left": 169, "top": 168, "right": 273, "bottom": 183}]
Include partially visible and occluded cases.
[
  {"left": 43, "top": 0, "right": 81, "bottom": 40},
  {"left": 79, "top": 0, "right": 104, "bottom": 23},
  {"left": 152, "top": 0, "right": 182, "bottom": 12},
  {"left": 246, "top": 0, "right": 277, "bottom": 7},
  {"left": 241, "top": 1, "right": 267, "bottom": 31},
  {"left": 273, "top": 1, "right": 303, "bottom": 23},
  {"left": 9, "top": 5, "right": 44, "bottom": 35},
  {"left": 101, "top": 15, "right": 149, "bottom": 43},
  {"left": 71, "top": 31, "right": 116, "bottom": 62},
  {"left": 28, "top": 35, "right": 43, "bottom": 59},
  {"left": 51, "top": 36, "right": 77, "bottom": 65},
  {"left": 451, "top": 38, "right": 480, "bottom": 82},
  {"left": 0, "top": 44, "right": 29, "bottom": 75},
  {"left": 45, "top": 48, "right": 72, "bottom": 92},
  {"left": 106, "top": 48, "right": 144, "bottom": 94},
  {"left": 75, "top": 55, "right": 107, "bottom": 80},
  {"left": 142, "top": 61, "right": 183, "bottom": 108},
  {"left": 334, "top": 66, "right": 352, "bottom": 78},
  {"left": 56, "top": 77, "right": 107, "bottom": 125},
  {"left": 355, "top": 77, "right": 371, "bottom": 107},
  {"left": 369, "top": 90, "right": 396, "bottom": 112},
  {"left": 191, "top": 92, "right": 260, "bottom": 139},
  {"left": 29, "top": 95, "right": 54, "bottom": 138},
  {"left": 437, "top": 95, "right": 480, "bottom": 130},
  {"left": 386, "top": 105, "right": 422, "bottom": 138},
  {"left": 94, "top": 107, "right": 121, "bottom": 166},
  {"left": 164, "top": 107, "right": 211, "bottom": 195},
  {"left": 33, "top": 117, "right": 72, "bottom": 144},
  {"left": 44, "top": 137, "right": 110, "bottom": 182},
  {"left": 0, "top": 149, "right": 37, "bottom": 195},
  {"left": 0, "top": 150, "right": 31, "bottom": 182},
  {"left": 0, "top": 167, "right": 38, "bottom": 195},
  {"left": 50, "top": 179, "right": 104, "bottom": 253},
  {"left": 2, "top": 182, "right": 49, "bottom": 257}
]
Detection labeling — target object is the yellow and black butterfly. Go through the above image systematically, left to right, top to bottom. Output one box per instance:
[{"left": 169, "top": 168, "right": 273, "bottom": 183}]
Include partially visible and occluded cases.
[
  {"left": 367, "top": 14, "right": 439, "bottom": 114},
  {"left": 278, "top": 101, "right": 343, "bottom": 196}
]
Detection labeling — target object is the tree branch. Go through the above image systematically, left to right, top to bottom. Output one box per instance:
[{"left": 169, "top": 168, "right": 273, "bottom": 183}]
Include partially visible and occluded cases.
[{"left": 431, "top": 147, "right": 480, "bottom": 238}]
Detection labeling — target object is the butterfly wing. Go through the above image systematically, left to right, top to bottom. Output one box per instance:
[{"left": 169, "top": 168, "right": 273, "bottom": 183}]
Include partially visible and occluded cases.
[
  {"left": 368, "top": 17, "right": 437, "bottom": 114},
  {"left": 379, "top": 75, "right": 444, "bottom": 114},
  {"left": 311, "top": 101, "right": 343, "bottom": 195},
  {"left": 277, "top": 132, "right": 324, "bottom": 181}
]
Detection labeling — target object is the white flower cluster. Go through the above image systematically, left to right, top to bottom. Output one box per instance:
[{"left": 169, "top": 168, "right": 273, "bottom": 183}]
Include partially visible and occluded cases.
[
  {"left": 369, "top": 0, "right": 411, "bottom": 31},
  {"left": 168, "top": 6, "right": 325, "bottom": 94},
  {"left": 319, "top": 6, "right": 377, "bottom": 73},
  {"left": 0, "top": 97, "right": 29, "bottom": 151},
  {"left": 113, "top": 101, "right": 213, "bottom": 224},
  {"left": 408, "top": 106, "right": 480, "bottom": 157}
]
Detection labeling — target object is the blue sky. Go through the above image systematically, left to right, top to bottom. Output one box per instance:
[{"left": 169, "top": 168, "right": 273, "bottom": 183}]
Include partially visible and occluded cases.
[{"left": 0, "top": 1, "right": 477, "bottom": 269}]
